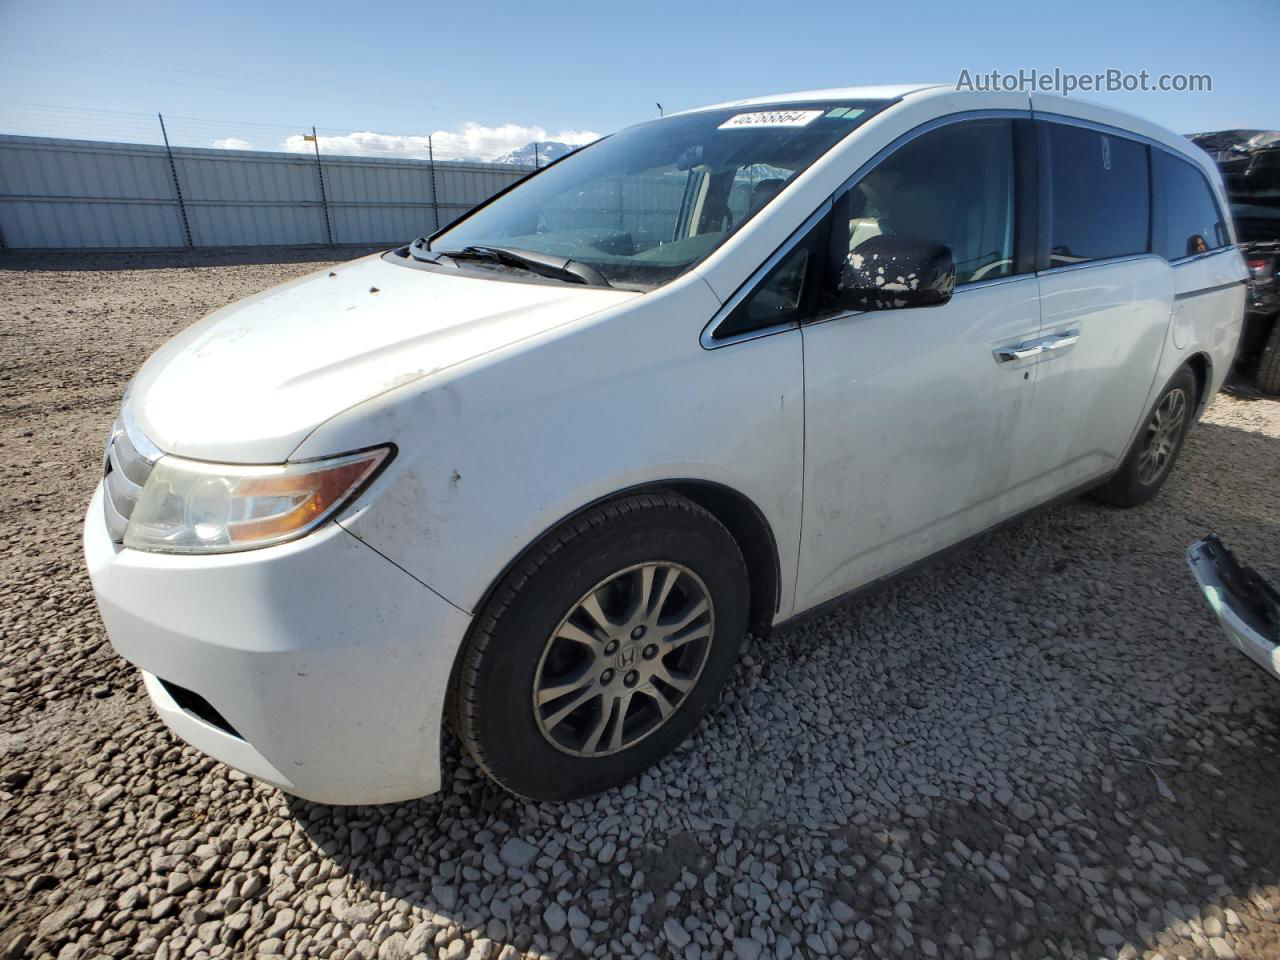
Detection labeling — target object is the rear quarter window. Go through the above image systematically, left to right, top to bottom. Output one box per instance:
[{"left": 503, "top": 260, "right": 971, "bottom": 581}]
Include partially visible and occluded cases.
[{"left": 1152, "top": 150, "right": 1231, "bottom": 260}]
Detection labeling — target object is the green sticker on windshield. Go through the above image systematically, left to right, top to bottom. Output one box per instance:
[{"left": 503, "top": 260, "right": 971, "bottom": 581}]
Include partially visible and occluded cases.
[{"left": 825, "top": 107, "right": 865, "bottom": 120}]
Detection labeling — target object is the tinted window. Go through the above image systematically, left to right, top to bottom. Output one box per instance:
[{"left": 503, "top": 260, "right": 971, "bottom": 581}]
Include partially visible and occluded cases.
[
  {"left": 829, "top": 119, "right": 1016, "bottom": 286},
  {"left": 1045, "top": 123, "right": 1149, "bottom": 265},
  {"left": 1153, "top": 150, "right": 1230, "bottom": 259},
  {"left": 716, "top": 213, "right": 829, "bottom": 339}
]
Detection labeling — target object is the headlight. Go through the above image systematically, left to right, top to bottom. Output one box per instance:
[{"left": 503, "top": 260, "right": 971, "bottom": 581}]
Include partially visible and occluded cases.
[{"left": 124, "top": 447, "right": 391, "bottom": 554}]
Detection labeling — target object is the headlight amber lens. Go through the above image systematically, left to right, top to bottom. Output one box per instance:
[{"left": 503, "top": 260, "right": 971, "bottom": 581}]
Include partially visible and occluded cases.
[{"left": 124, "top": 447, "right": 390, "bottom": 554}]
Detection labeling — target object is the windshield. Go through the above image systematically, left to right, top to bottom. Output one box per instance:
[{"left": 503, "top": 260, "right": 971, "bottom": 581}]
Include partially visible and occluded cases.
[{"left": 428, "top": 100, "right": 891, "bottom": 289}]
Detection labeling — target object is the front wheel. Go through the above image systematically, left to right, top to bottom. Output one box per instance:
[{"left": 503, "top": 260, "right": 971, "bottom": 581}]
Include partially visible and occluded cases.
[
  {"left": 1092, "top": 366, "right": 1197, "bottom": 507},
  {"left": 454, "top": 492, "right": 749, "bottom": 800}
]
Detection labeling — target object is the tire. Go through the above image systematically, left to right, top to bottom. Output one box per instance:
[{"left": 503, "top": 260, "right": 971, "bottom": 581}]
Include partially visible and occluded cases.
[
  {"left": 1256, "top": 317, "right": 1280, "bottom": 396},
  {"left": 1092, "top": 366, "right": 1197, "bottom": 508},
  {"left": 454, "top": 492, "right": 749, "bottom": 801}
]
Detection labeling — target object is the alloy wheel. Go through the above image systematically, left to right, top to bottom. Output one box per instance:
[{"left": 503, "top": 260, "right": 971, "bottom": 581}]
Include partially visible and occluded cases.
[
  {"left": 1137, "top": 387, "right": 1187, "bottom": 485},
  {"left": 532, "top": 562, "right": 714, "bottom": 757}
]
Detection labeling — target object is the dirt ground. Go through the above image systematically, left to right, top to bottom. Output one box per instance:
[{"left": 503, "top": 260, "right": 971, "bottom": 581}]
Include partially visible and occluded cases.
[{"left": 1, "top": 249, "right": 1278, "bottom": 960}]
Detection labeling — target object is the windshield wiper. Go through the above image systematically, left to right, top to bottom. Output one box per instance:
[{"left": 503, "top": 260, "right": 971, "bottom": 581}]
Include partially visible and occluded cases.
[{"left": 434, "top": 244, "right": 613, "bottom": 288}]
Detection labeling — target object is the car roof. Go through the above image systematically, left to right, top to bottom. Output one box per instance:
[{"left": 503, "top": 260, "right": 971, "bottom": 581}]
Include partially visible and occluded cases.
[
  {"left": 673, "top": 84, "right": 944, "bottom": 115},
  {"left": 676, "top": 85, "right": 1218, "bottom": 180}
]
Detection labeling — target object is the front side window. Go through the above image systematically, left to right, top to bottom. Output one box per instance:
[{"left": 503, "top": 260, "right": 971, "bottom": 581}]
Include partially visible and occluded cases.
[
  {"left": 429, "top": 101, "right": 889, "bottom": 289},
  {"left": 828, "top": 118, "right": 1016, "bottom": 287},
  {"left": 1045, "top": 122, "right": 1149, "bottom": 265},
  {"left": 1152, "top": 150, "right": 1230, "bottom": 260}
]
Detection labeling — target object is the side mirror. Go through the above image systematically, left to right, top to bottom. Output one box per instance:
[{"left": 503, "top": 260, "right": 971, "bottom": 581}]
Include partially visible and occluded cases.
[{"left": 836, "top": 235, "right": 956, "bottom": 311}]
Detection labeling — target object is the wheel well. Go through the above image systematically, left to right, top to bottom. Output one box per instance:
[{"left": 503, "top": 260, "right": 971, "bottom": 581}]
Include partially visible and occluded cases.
[
  {"left": 1185, "top": 352, "right": 1211, "bottom": 412},
  {"left": 447, "top": 480, "right": 783, "bottom": 729},
  {"left": 465, "top": 480, "right": 783, "bottom": 640},
  {"left": 659, "top": 481, "right": 780, "bottom": 637}
]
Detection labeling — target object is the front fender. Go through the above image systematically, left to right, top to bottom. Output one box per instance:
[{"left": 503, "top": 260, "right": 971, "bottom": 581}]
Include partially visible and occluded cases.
[{"left": 293, "top": 278, "right": 806, "bottom": 621}]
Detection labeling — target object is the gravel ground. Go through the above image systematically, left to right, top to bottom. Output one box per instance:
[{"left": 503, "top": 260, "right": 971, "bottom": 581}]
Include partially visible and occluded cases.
[{"left": 2, "top": 248, "right": 1279, "bottom": 960}]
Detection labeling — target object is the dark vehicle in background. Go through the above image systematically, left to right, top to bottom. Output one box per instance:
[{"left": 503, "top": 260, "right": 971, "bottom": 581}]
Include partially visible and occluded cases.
[{"left": 1189, "top": 130, "right": 1280, "bottom": 394}]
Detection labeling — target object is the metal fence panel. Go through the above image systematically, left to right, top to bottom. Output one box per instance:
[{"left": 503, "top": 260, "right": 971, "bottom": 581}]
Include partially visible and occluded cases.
[
  {"left": 0, "top": 134, "right": 532, "bottom": 250},
  {"left": 0, "top": 136, "right": 175, "bottom": 200},
  {"left": 177, "top": 152, "right": 321, "bottom": 203},
  {"left": 323, "top": 158, "right": 436, "bottom": 204},
  {"left": 0, "top": 197, "right": 186, "bottom": 248},
  {"left": 187, "top": 203, "right": 329, "bottom": 247},
  {"left": 331, "top": 203, "right": 436, "bottom": 245}
]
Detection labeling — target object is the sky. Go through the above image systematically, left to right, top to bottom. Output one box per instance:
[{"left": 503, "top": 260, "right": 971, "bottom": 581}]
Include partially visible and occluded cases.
[{"left": 0, "top": 0, "right": 1275, "bottom": 162}]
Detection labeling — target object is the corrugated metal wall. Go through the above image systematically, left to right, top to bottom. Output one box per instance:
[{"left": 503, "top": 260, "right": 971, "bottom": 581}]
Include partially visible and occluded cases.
[{"left": 0, "top": 134, "right": 532, "bottom": 250}]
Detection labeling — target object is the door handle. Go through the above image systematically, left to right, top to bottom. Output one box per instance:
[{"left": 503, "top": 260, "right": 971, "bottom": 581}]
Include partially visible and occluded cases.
[
  {"left": 994, "top": 330, "right": 1080, "bottom": 364},
  {"left": 1041, "top": 331, "right": 1080, "bottom": 351},
  {"left": 993, "top": 342, "right": 1043, "bottom": 362}
]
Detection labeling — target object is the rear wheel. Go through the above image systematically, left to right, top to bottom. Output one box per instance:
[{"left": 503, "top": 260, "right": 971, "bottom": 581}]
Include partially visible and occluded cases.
[
  {"left": 1256, "top": 317, "right": 1280, "bottom": 396},
  {"left": 1092, "top": 366, "right": 1197, "bottom": 507},
  {"left": 454, "top": 492, "right": 749, "bottom": 800}
]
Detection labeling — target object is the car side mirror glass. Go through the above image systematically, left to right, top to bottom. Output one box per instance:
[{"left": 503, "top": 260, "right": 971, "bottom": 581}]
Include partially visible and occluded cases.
[{"left": 835, "top": 235, "right": 956, "bottom": 311}]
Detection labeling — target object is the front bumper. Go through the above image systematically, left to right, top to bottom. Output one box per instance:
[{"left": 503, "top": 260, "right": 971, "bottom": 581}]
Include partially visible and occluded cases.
[
  {"left": 84, "top": 483, "right": 471, "bottom": 804},
  {"left": 1187, "top": 535, "right": 1280, "bottom": 682}
]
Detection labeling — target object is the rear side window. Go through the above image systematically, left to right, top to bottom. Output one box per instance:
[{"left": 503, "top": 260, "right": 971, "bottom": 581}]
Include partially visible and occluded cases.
[
  {"left": 1045, "top": 122, "right": 1149, "bottom": 266},
  {"left": 1152, "top": 151, "right": 1230, "bottom": 259}
]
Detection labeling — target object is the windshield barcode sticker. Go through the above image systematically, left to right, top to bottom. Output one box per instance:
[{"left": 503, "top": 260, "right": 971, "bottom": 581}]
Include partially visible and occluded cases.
[{"left": 718, "top": 110, "right": 824, "bottom": 130}]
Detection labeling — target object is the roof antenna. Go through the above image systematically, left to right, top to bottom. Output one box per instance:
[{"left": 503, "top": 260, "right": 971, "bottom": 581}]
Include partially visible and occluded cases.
[{"left": 656, "top": 102, "right": 664, "bottom": 117}]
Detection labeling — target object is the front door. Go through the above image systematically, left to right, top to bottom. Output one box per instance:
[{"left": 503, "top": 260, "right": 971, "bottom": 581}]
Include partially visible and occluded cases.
[{"left": 795, "top": 115, "right": 1043, "bottom": 612}]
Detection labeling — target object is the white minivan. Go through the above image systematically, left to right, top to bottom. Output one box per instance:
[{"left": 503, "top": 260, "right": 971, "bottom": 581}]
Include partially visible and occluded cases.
[{"left": 85, "top": 85, "right": 1245, "bottom": 805}]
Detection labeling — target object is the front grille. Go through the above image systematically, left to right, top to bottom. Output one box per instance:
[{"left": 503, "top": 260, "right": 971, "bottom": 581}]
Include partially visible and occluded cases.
[{"left": 102, "top": 411, "right": 161, "bottom": 543}]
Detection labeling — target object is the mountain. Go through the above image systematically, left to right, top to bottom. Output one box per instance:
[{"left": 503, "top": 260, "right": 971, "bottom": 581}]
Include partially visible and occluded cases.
[{"left": 489, "top": 141, "right": 579, "bottom": 167}]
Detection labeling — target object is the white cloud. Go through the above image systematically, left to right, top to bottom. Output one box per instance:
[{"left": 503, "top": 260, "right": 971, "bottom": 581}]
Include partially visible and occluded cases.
[
  {"left": 278, "top": 122, "right": 599, "bottom": 163},
  {"left": 212, "top": 137, "right": 251, "bottom": 150}
]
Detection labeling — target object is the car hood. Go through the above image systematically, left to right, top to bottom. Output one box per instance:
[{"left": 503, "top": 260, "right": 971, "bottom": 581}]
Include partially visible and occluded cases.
[{"left": 129, "top": 253, "right": 636, "bottom": 463}]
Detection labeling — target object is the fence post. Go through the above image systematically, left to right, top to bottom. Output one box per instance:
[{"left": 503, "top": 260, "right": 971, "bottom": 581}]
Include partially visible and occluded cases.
[
  {"left": 158, "top": 113, "right": 193, "bottom": 248},
  {"left": 310, "top": 126, "right": 335, "bottom": 245},
  {"left": 427, "top": 135, "right": 440, "bottom": 231}
]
